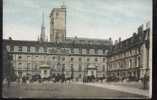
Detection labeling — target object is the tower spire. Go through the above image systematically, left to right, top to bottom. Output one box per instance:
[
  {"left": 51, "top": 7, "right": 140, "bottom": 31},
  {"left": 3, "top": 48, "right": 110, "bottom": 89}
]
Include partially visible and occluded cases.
[
  {"left": 40, "top": 11, "right": 46, "bottom": 42},
  {"left": 42, "top": 11, "right": 44, "bottom": 27}
]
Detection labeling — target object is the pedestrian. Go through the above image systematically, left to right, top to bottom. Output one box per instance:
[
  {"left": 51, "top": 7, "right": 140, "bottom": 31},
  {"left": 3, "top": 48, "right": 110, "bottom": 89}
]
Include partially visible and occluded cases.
[
  {"left": 143, "top": 74, "right": 148, "bottom": 89},
  {"left": 7, "top": 77, "right": 10, "bottom": 88}
]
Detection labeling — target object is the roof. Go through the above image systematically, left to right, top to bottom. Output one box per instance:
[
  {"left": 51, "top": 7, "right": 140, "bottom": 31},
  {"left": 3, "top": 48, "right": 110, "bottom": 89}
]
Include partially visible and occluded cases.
[
  {"left": 107, "top": 28, "right": 150, "bottom": 56},
  {"left": 3, "top": 37, "right": 112, "bottom": 49}
]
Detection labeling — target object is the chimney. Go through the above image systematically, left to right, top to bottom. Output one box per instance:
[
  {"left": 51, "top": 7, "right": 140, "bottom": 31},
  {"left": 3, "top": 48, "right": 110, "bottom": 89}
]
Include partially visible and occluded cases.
[
  {"left": 138, "top": 24, "right": 143, "bottom": 34},
  {"left": 133, "top": 32, "right": 136, "bottom": 37},
  {"left": 9, "top": 37, "right": 12, "bottom": 40},
  {"left": 119, "top": 37, "right": 121, "bottom": 42},
  {"left": 115, "top": 40, "right": 118, "bottom": 45}
]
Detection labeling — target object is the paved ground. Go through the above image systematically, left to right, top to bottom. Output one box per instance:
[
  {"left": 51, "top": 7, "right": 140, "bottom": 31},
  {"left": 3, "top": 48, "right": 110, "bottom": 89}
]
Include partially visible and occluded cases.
[
  {"left": 2, "top": 82, "right": 148, "bottom": 99},
  {"left": 75, "top": 82, "right": 150, "bottom": 97}
]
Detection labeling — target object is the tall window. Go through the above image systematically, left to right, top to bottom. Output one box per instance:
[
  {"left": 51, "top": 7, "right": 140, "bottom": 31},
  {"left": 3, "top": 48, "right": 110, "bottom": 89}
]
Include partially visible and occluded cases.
[
  {"left": 10, "top": 46, "right": 14, "bottom": 52},
  {"left": 18, "top": 46, "right": 22, "bottom": 52},
  {"left": 27, "top": 47, "right": 30, "bottom": 52},
  {"left": 35, "top": 47, "right": 39, "bottom": 52},
  {"left": 44, "top": 47, "right": 47, "bottom": 53},
  {"left": 71, "top": 48, "right": 74, "bottom": 53},
  {"left": 79, "top": 48, "right": 82, "bottom": 54},
  {"left": 87, "top": 49, "right": 89, "bottom": 54},
  {"left": 95, "top": 49, "right": 98, "bottom": 54},
  {"left": 103, "top": 49, "right": 105, "bottom": 54},
  {"left": 138, "top": 56, "right": 140, "bottom": 67},
  {"left": 62, "top": 57, "right": 65, "bottom": 61},
  {"left": 71, "top": 57, "right": 74, "bottom": 62},
  {"left": 79, "top": 58, "right": 82, "bottom": 62},
  {"left": 87, "top": 58, "right": 90, "bottom": 62},
  {"left": 95, "top": 58, "right": 98, "bottom": 62},
  {"left": 103, "top": 58, "right": 105, "bottom": 62},
  {"left": 135, "top": 58, "right": 137, "bottom": 67},
  {"left": 129, "top": 59, "right": 132, "bottom": 68},
  {"left": 18, "top": 63, "right": 22, "bottom": 70},
  {"left": 27, "top": 63, "right": 31, "bottom": 70},
  {"left": 35, "top": 64, "right": 37, "bottom": 70},
  {"left": 62, "top": 64, "right": 65, "bottom": 72},
  {"left": 71, "top": 64, "right": 73, "bottom": 67},
  {"left": 79, "top": 64, "right": 82, "bottom": 72},
  {"left": 103, "top": 65, "right": 105, "bottom": 71}
]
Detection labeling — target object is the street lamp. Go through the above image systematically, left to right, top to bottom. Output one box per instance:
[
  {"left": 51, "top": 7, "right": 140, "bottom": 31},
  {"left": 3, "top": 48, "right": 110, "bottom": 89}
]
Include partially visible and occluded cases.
[{"left": 27, "top": 56, "right": 28, "bottom": 80}]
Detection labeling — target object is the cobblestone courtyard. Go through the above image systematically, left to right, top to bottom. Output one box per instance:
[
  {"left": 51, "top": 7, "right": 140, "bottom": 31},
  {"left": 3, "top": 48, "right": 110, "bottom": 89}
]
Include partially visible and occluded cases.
[{"left": 2, "top": 82, "right": 148, "bottom": 99}]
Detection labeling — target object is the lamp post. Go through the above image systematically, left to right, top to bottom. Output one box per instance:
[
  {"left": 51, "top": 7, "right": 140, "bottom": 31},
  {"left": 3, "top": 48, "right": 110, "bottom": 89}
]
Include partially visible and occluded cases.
[{"left": 27, "top": 56, "right": 28, "bottom": 81}]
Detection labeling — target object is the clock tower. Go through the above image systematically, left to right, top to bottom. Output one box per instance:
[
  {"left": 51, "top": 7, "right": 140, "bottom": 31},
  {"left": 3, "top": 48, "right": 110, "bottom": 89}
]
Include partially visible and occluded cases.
[{"left": 50, "top": 4, "right": 66, "bottom": 42}]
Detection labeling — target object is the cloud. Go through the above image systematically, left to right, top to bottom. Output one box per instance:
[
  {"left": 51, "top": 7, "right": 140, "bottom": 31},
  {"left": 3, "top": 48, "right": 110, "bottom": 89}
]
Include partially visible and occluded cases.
[
  {"left": 3, "top": 0, "right": 152, "bottom": 41},
  {"left": 3, "top": 23, "right": 40, "bottom": 40}
]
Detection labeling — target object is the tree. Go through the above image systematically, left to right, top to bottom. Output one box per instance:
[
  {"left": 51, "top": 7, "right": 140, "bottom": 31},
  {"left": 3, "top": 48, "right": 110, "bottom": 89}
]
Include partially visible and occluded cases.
[{"left": 8, "top": 54, "right": 17, "bottom": 82}]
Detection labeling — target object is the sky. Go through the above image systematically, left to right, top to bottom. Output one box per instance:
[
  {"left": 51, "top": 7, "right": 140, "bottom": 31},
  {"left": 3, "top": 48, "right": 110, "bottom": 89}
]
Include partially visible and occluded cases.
[{"left": 3, "top": 0, "right": 152, "bottom": 42}]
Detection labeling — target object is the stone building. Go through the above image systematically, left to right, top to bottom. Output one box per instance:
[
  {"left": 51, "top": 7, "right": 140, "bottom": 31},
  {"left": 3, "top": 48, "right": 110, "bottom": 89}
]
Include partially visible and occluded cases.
[
  {"left": 50, "top": 4, "right": 66, "bottom": 42},
  {"left": 2, "top": 5, "right": 151, "bottom": 82},
  {"left": 107, "top": 25, "right": 150, "bottom": 81},
  {"left": 3, "top": 37, "right": 112, "bottom": 80}
]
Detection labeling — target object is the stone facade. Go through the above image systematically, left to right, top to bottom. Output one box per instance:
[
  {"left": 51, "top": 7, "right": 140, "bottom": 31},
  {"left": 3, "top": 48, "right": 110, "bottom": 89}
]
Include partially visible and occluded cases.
[
  {"left": 2, "top": 5, "right": 151, "bottom": 82},
  {"left": 107, "top": 25, "right": 150, "bottom": 81},
  {"left": 3, "top": 38, "right": 111, "bottom": 81}
]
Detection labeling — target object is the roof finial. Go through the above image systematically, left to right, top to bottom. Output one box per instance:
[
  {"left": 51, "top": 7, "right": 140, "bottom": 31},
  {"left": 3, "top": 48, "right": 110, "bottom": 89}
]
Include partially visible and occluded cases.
[{"left": 61, "top": 1, "right": 66, "bottom": 8}]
